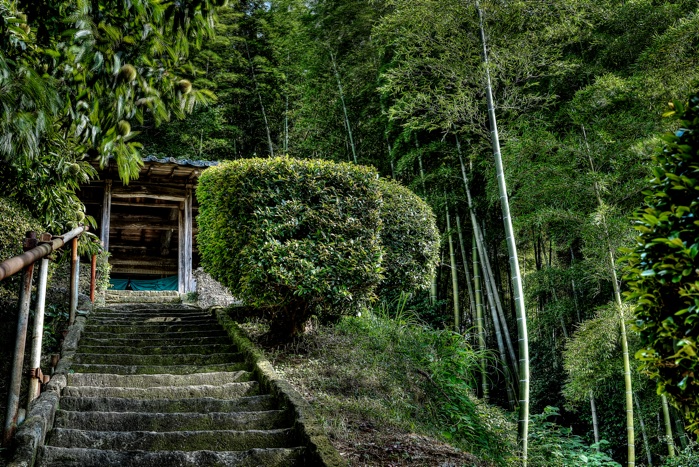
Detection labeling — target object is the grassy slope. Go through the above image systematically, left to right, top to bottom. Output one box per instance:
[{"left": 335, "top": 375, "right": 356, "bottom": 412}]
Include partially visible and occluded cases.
[{"left": 239, "top": 310, "right": 516, "bottom": 466}]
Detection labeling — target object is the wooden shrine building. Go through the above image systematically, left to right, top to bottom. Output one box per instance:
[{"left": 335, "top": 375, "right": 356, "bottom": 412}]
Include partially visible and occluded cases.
[{"left": 79, "top": 156, "right": 218, "bottom": 293}]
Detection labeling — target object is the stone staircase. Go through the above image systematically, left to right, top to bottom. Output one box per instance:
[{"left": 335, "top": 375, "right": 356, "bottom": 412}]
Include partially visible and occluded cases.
[{"left": 37, "top": 304, "right": 308, "bottom": 466}]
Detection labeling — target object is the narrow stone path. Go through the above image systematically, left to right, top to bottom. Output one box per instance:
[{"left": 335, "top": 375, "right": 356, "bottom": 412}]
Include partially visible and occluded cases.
[{"left": 38, "top": 303, "right": 306, "bottom": 466}]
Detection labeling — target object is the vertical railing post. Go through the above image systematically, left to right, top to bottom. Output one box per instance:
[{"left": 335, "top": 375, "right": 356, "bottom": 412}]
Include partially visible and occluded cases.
[
  {"left": 2, "top": 232, "right": 38, "bottom": 446},
  {"left": 27, "top": 233, "right": 52, "bottom": 406},
  {"left": 69, "top": 237, "right": 79, "bottom": 325},
  {"left": 90, "top": 254, "right": 97, "bottom": 303}
]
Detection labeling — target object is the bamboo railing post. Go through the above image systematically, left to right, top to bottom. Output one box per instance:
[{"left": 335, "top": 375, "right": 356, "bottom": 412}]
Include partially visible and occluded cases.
[
  {"left": 2, "top": 232, "right": 37, "bottom": 446},
  {"left": 26, "top": 233, "right": 53, "bottom": 408},
  {"left": 69, "top": 237, "right": 79, "bottom": 325}
]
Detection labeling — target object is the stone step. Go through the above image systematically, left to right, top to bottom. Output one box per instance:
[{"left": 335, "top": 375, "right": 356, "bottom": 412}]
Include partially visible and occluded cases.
[
  {"left": 106, "top": 296, "right": 182, "bottom": 304},
  {"left": 94, "top": 304, "right": 197, "bottom": 314},
  {"left": 88, "top": 317, "right": 214, "bottom": 326},
  {"left": 84, "top": 323, "right": 222, "bottom": 334},
  {"left": 84, "top": 329, "right": 229, "bottom": 339},
  {"left": 78, "top": 335, "right": 232, "bottom": 348},
  {"left": 76, "top": 343, "right": 236, "bottom": 355},
  {"left": 73, "top": 352, "right": 243, "bottom": 366},
  {"left": 69, "top": 362, "right": 247, "bottom": 375},
  {"left": 67, "top": 371, "right": 251, "bottom": 388},
  {"left": 62, "top": 381, "right": 259, "bottom": 400},
  {"left": 59, "top": 395, "right": 278, "bottom": 414},
  {"left": 54, "top": 410, "right": 290, "bottom": 432},
  {"left": 47, "top": 428, "right": 296, "bottom": 451},
  {"left": 39, "top": 446, "right": 304, "bottom": 467}
]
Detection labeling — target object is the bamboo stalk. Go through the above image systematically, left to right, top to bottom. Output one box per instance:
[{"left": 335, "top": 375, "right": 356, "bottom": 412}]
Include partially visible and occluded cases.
[
  {"left": 476, "top": 5, "right": 529, "bottom": 459},
  {"left": 330, "top": 49, "right": 356, "bottom": 164},
  {"left": 583, "top": 124, "right": 635, "bottom": 467},
  {"left": 455, "top": 135, "right": 518, "bottom": 374},
  {"left": 446, "top": 202, "right": 461, "bottom": 332},
  {"left": 456, "top": 213, "right": 476, "bottom": 328},
  {"left": 474, "top": 235, "right": 488, "bottom": 401},
  {"left": 590, "top": 391, "right": 600, "bottom": 451},
  {"left": 634, "top": 393, "right": 652, "bottom": 466},
  {"left": 661, "top": 394, "right": 675, "bottom": 458}
]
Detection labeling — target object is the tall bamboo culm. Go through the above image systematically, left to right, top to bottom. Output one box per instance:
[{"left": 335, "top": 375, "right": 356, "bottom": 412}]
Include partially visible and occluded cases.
[
  {"left": 476, "top": 4, "right": 529, "bottom": 461},
  {"left": 583, "top": 124, "right": 634, "bottom": 466},
  {"left": 473, "top": 235, "right": 488, "bottom": 401}
]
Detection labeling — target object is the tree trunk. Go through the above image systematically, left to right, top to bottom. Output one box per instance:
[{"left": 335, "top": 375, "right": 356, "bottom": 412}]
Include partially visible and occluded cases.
[
  {"left": 329, "top": 49, "right": 357, "bottom": 164},
  {"left": 583, "top": 124, "right": 635, "bottom": 466},
  {"left": 446, "top": 202, "right": 461, "bottom": 332},
  {"left": 473, "top": 235, "right": 488, "bottom": 401},
  {"left": 661, "top": 394, "right": 675, "bottom": 458}
]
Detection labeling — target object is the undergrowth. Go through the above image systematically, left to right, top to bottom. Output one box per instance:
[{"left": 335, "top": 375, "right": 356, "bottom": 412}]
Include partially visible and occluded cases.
[{"left": 250, "top": 304, "right": 516, "bottom": 465}]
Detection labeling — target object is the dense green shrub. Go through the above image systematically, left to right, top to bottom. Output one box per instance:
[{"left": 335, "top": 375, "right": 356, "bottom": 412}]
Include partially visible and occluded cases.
[
  {"left": 624, "top": 93, "right": 699, "bottom": 433},
  {"left": 197, "top": 157, "right": 383, "bottom": 336},
  {"left": 377, "top": 178, "right": 439, "bottom": 298},
  {"left": 0, "top": 197, "right": 44, "bottom": 301},
  {"left": 528, "top": 407, "right": 620, "bottom": 466}
]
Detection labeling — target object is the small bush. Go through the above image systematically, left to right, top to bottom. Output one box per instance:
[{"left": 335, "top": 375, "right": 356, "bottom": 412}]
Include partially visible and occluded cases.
[
  {"left": 624, "top": 93, "right": 699, "bottom": 433},
  {"left": 198, "top": 157, "right": 383, "bottom": 336},
  {"left": 377, "top": 178, "right": 439, "bottom": 299},
  {"left": 0, "top": 197, "right": 44, "bottom": 300}
]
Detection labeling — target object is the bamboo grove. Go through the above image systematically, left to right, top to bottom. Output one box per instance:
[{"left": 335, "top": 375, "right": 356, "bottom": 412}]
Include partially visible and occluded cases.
[
  {"left": 1, "top": 0, "right": 698, "bottom": 465},
  {"left": 134, "top": 1, "right": 699, "bottom": 464}
]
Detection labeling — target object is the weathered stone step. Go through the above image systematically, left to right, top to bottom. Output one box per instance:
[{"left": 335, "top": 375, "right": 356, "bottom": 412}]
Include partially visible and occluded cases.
[
  {"left": 106, "top": 296, "right": 182, "bottom": 304},
  {"left": 94, "top": 305, "right": 197, "bottom": 314},
  {"left": 89, "top": 314, "right": 213, "bottom": 324},
  {"left": 84, "top": 323, "right": 222, "bottom": 334},
  {"left": 84, "top": 329, "right": 228, "bottom": 339},
  {"left": 79, "top": 335, "right": 231, "bottom": 348},
  {"left": 76, "top": 343, "right": 236, "bottom": 355},
  {"left": 73, "top": 352, "right": 243, "bottom": 366},
  {"left": 69, "top": 362, "right": 247, "bottom": 375},
  {"left": 67, "top": 371, "right": 251, "bottom": 388},
  {"left": 62, "top": 381, "right": 259, "bottom": 399},
  {"left": 59, "top": 395, "right": 278, "bottom": 414},
  {"left": 54, "top": 410, "right": 290, "bottom": 432},
  {"left": 47, "top": 427, "right": 296, "bottom": 451},
  {"left": 39, "top": 446, "right": 304, "bottom": 467}
]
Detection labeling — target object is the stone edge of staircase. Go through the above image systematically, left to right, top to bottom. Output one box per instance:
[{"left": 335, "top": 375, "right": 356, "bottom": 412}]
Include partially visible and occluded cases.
[
  {"left": 214, "top": 308, "right": 347, "bottom": 467},
  {"left": 8, "top": 314, "right": 87, "bottom": 467}
]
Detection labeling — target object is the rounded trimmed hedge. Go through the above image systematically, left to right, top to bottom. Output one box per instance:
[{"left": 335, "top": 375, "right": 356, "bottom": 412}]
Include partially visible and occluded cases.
[
  {"left": 197, "top": 157, "right": 383, "bottom": 335},
  {"left": 197, "top": 157, "right": 440, "bottom": 337},
  {"left": 378, "top": 178, "right": 439, "bottom": 298}
]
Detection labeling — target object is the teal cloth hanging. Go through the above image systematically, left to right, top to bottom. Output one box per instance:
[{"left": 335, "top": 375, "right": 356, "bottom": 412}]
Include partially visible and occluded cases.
[{"left": 130, "top": 275, "right": 179, "bottom": 291}]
